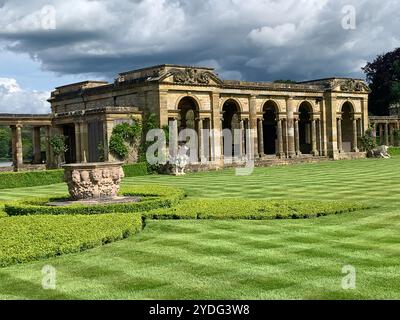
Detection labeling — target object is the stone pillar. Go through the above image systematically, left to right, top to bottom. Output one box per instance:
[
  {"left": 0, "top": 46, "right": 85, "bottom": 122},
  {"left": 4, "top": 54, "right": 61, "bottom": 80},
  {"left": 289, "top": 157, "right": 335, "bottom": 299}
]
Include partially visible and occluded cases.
[
  {"left": 211, "top": 93, "right": 222, "bottom": 164},
  {"left": 249, "top": 95, "right": 258, "bottom": 157},
  {"left": 286, "top": 97, "right": 296, "bottom": 158},
  {"left": 169, "top": 117, "right": 178, "bottom": 158},
  {"left": 198, "top": 118, "right": 206, "bottom": 163},
  {"left": 257, "top": 118, "right": 264, "bottom": 157},
  {"left": 294, "top": 118, "right": 300, "bottom": 156},
  {"left": 337, "top": 118, "right": 343, "bottom": 153},
  {"left": 352, "top": 118, "right": 359, "bottom": 152},
  {"left": 104, "top": 119, "right": 116, "bottom": 162},
  {"left": 239, "top": 119, "right": 244, "bottom": 158},
  {"left": 277, "top": 119, "right": 285, "bottom": 158},
  {"left": 311, "top": 119, "right": 318, "bottom": 156},
  {"left": 318, "top": 120, "right": 322, "bottom": 156},
  {"left": 80, "top": 121, "right": 88, "bottom": 163},
  {"left": 74, "top": 122, "right": 82, "bottom": 163},
  {"left": 385, "top": 122, "right": 389, "bottom": 146},
  {"left": 373, "top": 123, "right": 377, "bottom": 145},
  {"left": 12, "top": 124, "right": 23, "bottom": 169},
  {"left": 32, "top": 126, "right": 42, "bottom": 164},
  {"left": 45, "top": 126, "right": 52, "bottom": 167}
]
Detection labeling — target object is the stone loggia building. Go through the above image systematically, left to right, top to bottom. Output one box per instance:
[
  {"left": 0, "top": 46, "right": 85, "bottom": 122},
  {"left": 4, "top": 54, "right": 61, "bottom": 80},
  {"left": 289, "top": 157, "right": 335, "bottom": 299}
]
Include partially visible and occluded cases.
[{"left": 1, "top": 64, "right": 374, "bottom": 170}]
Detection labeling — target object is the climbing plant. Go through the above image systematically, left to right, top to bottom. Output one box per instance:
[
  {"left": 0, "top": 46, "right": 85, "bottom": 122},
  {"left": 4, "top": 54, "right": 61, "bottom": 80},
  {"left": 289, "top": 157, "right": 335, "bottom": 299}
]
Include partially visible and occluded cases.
[
  {"left": 109, "top": 118, "right": 142, "bottom": 160},
  {"left": 360, "top": 125, "right": 376, "bottom": 153}
]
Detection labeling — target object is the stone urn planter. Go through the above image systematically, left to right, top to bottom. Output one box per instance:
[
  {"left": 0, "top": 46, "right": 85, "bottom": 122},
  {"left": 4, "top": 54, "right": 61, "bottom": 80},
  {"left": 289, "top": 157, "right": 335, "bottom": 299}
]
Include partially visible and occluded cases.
[{"left": 62, "top": 162, "right": 125, "bottom": 200}]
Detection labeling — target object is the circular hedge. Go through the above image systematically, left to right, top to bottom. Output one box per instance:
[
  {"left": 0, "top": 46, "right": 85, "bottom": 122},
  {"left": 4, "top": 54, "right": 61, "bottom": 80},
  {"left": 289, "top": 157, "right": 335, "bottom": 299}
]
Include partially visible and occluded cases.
[{"left": 4, "top": 185, "right": 185, "bottom": 216}]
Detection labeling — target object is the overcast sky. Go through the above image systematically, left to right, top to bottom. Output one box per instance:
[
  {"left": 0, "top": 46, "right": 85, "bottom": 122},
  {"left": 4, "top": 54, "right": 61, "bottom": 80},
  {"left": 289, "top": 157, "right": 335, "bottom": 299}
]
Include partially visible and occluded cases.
[{"left": 0, "top": 0, "right": 399, "bottom": 114}]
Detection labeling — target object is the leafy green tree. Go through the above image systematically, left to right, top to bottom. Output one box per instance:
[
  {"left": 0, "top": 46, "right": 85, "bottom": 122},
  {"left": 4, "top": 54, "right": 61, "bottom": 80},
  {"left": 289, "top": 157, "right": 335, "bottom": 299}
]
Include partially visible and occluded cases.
[
  {"left": 363, "top": 48, "right": 400, "bottom": 115},
  {"left": 0, "top": 127, "right": 11, "bottom": 160},
  {"left": 48, "top": 135, "right": 68, "bottom": 166}
]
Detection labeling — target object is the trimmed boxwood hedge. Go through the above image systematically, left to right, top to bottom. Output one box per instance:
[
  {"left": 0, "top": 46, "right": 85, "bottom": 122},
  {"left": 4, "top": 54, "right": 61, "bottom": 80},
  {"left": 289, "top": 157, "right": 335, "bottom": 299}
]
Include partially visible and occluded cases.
[
  {"left": 388, "top": 147, "right": 400, "bottom": 156},
  {"left": 0, "top": 162, "right": 150, "bottom": 190},
  {"left": 123, "top": 162, "right": 148, "bottom": 177},
  {"left": 0, "top": 170, "right": 64, "bottom": 190},
  {"left": 4, "top": 185, "right": 185, "bottom": 216},
  {"left": 143, "top": 198, "right": 369, "bottom": 220},
  {"left": 0, "top": 213, "right": 142, "bottom": 267}
]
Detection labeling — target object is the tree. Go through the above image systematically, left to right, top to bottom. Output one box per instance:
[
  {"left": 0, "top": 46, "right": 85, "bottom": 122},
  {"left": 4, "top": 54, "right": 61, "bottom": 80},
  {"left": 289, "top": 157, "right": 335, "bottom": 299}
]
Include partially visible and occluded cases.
[
  {"left": 362, "top": 48, "right": 400, "bottom": 115},
  {"left": 0, "top": 127, "right": 11, "bottom": 160},
  {"left": 48, "top": 135, "right": 68, "bottom": 167}
]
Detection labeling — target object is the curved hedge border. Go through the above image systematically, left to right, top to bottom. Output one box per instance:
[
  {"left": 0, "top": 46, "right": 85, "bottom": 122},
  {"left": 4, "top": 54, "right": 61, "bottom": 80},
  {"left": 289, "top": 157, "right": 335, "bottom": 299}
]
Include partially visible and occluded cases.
[
  {"left": 4, "top": 185, "right": 185, "bottom": 216},
  {"left": 143, "top": 198, "right": 370, "bottom": 220},
  {"left": 0, "top": 213, "right": 142, "bottom": 267}
]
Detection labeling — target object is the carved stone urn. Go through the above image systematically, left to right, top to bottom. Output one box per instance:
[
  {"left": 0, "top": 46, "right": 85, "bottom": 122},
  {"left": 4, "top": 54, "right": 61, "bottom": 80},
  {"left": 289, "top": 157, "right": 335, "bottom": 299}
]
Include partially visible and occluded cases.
[{"left": 62, "top": 162, "right": 125, "bottom": 200}]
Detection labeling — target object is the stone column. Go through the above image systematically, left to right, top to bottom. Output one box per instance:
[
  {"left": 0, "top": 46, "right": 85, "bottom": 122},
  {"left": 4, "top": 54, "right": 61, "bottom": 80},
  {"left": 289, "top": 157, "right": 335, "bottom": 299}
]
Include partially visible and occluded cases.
[
  {"left": 211, "top": 93, "right": 222, "bottom": 164},
  {"left": 249, "top": 95, "right": 258, "bottom": 157},
  {"left": 286, "top": 97, "right": 296, "bottom": 158},
  {"left": 169, "top": 117, "right": 178, "bottom": 159},
  {"left": 337, "top": 117, "right": 343, "bottom": 153},
  {"left": 198, "top": 118, "right": 206, "bottom": 163},
  {"left": 257, "top": 118, "right": 264, "bottom": 157},
  {"left": 294, "top": 118, "right": 300, "bottom": 156},
  {"left": 352, "top": 118, "right": 359, "bottom": 152},
  {"left": 104, "top": 119, "right": 116, "bottom": 162},
  {"left": 239, "top": 119, "right": 244, "bottom": 158},
  {"left": 277, "top": 119, "right": 285, "bottom": 158},
  {"left": 311, "top": 119, "right": 318, "bottom": 156},
  {"left": 318, "top": 120, "right": 322, "bottom": 156},
  {"left": 80, "top": 121, "right": 88, "bottom": 163},
  {"left": 74, "top": 122, "right": 82, "bottom": 163},
  {"left": 385, "top": 122, "right": 389, "bottom": 146},
  {"left": 373, "top": 123, "right": 377, "bottom": 145},
  {"left": 12, "top": 124, "right": 23, "bottom": 169},
  {"left": 32, "top": 126, "right": 42, "bottom": 164},
  {"left": 45, "top": 126, "right": 52, "bottom": 167}
]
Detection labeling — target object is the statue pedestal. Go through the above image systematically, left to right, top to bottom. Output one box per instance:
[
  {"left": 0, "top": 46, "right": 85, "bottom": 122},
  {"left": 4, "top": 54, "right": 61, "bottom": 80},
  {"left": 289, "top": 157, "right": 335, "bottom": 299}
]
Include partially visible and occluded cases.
[{"left": 62, "top": 162, "right": 125, "bottom": 200}]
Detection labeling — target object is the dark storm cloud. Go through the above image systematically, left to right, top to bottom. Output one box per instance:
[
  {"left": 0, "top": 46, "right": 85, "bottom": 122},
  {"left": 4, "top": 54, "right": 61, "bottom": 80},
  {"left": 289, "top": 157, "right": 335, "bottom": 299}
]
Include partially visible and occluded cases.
[{"left": 0, "top": 0, "right": 399, "bottom": 83}]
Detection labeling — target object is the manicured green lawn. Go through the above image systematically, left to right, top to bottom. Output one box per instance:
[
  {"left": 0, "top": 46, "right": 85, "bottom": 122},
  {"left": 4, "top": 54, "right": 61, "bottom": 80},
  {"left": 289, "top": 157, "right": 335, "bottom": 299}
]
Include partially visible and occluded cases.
[{"left": 0, "top": 157, "right": 399, "bottom": 299}]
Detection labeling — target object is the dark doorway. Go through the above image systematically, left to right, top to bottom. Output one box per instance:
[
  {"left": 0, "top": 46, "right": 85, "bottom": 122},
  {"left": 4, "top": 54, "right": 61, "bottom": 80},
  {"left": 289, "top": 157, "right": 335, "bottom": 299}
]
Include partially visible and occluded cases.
[
  {"left": 222, "top": 99, "right": 240, "bottom": 157},
  {"left": 262, "top": 101, "right": 278, "bottom": 155},
  {"left": 299, "top": 102, "right": 312, "bottom": 154},
  {"left": 341, "top": 102, "right": 354, "bottom": 152},
  {"left": 88, "top": 121, "right": 104, "bottom": 162},
  {"left": 63, "top": 124, "right": 76, "bottom": 163}
]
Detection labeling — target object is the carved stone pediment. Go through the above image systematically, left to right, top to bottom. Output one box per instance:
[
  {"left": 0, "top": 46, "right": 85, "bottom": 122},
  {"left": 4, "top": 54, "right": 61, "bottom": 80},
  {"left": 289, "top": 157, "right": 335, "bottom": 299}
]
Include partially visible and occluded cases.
[
  {"left": 170, "top": 68, "right": 217, "bottom": 85},
  {"left": 325, "top": 79, "right": 370, "bottom": 93}
]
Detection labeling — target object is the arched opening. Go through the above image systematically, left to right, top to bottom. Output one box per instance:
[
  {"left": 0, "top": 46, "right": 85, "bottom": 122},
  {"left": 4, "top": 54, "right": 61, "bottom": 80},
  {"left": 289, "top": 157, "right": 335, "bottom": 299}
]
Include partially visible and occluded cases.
[
  {"left": 177, "top": 97, "right": 198, "bottom": 132},
  {"left": 222, "top": 99, "right": 241, "bottom": 157},
  {"left": 262, "top": 101, "right": 278, "bottom": 155},
  {"left": 298, "top": 102, "right": 313, "bottom": 154},
  {"left": 341, "top": 102, "right": 354, "bottom": 152}
]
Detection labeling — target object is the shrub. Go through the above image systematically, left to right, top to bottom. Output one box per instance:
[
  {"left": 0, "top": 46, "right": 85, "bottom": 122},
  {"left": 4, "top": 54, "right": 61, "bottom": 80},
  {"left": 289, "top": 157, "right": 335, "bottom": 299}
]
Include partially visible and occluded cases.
[
  {"left": 109, "top": 120, "right": 142, "bottom": 160},
  {"left": 361, "top": 125, "right": 376, "bottom": 152},
  {"left": 388, "top": 147, "right": 400, "bottom": 156},
  {"left": 123, "top": 162, "right": 148, "bottom": 177},
  {"left": 0, "top": 170, "right": 64, "bottom": 190},
  {"left": 5, "top": 185, "right": 185, "bottom": 216},
  {"left": 143, "top": 199, "right": 369, "bottom": 220},
  {"left": 0, "top": 213, "right": 142, "bottom": 267}
]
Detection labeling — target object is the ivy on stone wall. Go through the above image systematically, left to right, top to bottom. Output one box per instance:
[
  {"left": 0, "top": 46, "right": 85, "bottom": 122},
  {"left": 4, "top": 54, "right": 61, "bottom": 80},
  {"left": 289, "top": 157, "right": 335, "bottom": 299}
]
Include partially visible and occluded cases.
[{"left": 109, "top": 119, "right": 142, "bottom": 161}]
